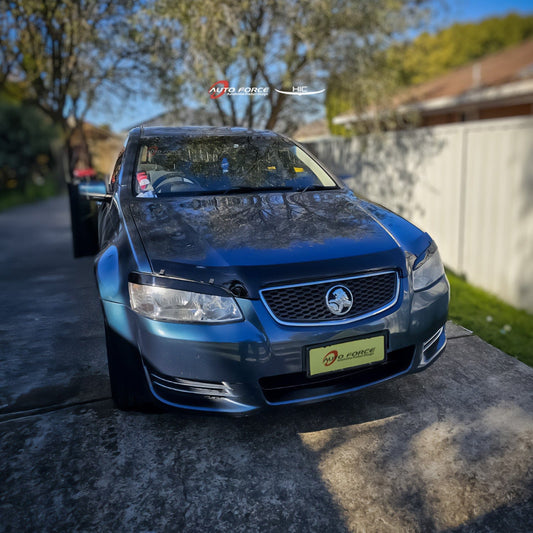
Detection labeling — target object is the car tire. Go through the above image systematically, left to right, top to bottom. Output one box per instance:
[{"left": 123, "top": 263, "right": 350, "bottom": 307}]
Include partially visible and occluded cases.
[{"left": 104, "top": 322, "right": 153, "bottom": 411}]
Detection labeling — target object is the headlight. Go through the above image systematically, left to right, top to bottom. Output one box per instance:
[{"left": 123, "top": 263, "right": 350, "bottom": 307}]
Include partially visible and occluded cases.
[
  {"left": 412, "top": 242, "right": 445, "bottom": 291},
  {"left": 129, "top": 282, "right": 243, "bottom": 323}
]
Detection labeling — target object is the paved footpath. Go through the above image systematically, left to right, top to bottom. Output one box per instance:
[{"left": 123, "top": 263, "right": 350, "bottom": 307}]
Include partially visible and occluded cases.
[{"left": 1, "top": 196, "right": 532, "bottom": 532}]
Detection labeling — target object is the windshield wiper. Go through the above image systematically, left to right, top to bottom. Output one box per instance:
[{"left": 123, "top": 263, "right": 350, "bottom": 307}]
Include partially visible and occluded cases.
[
  {"left": 154, "top": 185, "right": 339, "bottom": 198},
  {"left": 296, "top": 185, "right": 338, "bottom": 193},
  {"left": 219, "top": 186, "right": 296, "bottom": 195}
]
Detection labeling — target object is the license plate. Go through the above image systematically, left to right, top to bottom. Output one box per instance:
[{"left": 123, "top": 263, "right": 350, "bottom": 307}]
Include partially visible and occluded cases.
[{"left": 308, "top": 335, "right": 385, "bottom": 377}]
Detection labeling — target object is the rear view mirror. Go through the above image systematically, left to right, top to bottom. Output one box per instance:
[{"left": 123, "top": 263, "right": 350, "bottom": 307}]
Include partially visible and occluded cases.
[{"left": 79, "top": 182, "right": 112, "bottom": 202}]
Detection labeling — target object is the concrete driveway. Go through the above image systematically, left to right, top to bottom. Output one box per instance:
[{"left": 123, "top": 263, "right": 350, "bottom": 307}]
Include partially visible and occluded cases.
[{"left": 1, "top": 196, "right": 532, "bottom": 532}]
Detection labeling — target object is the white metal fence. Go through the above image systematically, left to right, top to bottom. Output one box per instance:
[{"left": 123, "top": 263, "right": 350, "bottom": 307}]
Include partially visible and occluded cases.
[{"left": 305, "top": 116, "right": 533, "bottom": 312}]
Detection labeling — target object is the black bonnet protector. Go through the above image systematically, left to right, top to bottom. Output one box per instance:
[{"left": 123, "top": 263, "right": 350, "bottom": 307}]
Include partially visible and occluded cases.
[{"left": 129, "top": 190, "right": 414, "bottom": 299}]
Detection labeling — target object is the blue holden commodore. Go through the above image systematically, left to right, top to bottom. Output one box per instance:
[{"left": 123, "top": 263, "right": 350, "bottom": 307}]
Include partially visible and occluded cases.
[{"left": 83, "top": 126, "right": 449, "bottom": 414}]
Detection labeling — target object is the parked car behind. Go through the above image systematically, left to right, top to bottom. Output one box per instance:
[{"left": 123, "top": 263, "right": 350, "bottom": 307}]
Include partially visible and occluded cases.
[{"left": 83, "top": 126, "right": 449, "bottom": 414}]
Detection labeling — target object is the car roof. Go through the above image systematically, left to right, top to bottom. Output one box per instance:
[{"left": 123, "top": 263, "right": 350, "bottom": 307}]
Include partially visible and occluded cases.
[{"left": 129, "top": 125, "right": 282, "bottom": 139}]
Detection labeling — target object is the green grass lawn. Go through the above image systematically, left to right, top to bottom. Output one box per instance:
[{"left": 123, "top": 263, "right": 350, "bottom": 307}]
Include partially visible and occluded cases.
[{"left": 447, "top": 270, "right": 533, "bottom": 367}]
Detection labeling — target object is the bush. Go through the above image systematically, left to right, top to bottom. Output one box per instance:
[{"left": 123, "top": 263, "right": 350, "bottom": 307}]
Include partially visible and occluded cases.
[{"left": 0, "top": 96, "right": 60, "bottom": 196}]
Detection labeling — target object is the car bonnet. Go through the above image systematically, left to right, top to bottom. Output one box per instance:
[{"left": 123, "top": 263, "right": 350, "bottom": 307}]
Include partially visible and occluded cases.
[{"left": 128, "top": 189, "right": 416, "bottom": 298}]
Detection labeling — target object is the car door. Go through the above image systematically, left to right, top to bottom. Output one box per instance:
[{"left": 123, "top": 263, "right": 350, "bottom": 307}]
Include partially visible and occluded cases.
[
  {"left": 69, "top": 151, "right": 124, "bottom": 257},
  {"left": 98, "top": 151, "right": 124, "bottom": 249},
  {"left": 68, "top": 179, "right": 101, "bottom": 258}
]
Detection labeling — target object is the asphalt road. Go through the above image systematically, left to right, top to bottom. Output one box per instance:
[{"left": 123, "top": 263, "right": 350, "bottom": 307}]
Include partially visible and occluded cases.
[{"left": 1, "top": 195, "right": 532, "bottom": 533}]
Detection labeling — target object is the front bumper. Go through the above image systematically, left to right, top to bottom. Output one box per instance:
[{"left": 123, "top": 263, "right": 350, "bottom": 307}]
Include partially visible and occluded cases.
[{"left": 102, "top": 274, "right": 449, "bottom": 414}]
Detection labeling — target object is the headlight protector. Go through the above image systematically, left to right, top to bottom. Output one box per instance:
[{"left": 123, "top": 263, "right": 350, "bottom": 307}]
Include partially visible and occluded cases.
[
  {"left": 412, "top": 241, "right": 445, "bottom": 291},
  {"left": 128, "top": 274, "right": 243, "bottom": 323}
]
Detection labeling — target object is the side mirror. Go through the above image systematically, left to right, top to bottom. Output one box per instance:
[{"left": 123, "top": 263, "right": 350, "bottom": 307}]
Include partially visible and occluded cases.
[{"left": 79, "top": 181, "right": 112, "bottom": 202}]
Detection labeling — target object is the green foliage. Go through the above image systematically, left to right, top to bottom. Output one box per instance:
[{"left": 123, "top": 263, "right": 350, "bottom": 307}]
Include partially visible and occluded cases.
[
  {"left": 326, "top": 13, "right": 533, "bottom": 130},
  {"left": 394, "top": 13, "right": 533, "bottom": 86},
  {"left": 326, "top": 48, "right": 405, "bottom": 136},
  {"left": 326, "top": 77, "right": 354, "bottom": 137},
  {"left": 0, "top": 96, "right": 59, "bottom": 194},
  {"left": 0, "top": 177, "right": 60, "bottom": 212},
  {"left": 447, "top": 270, "right": 533, "bottom": 368}
]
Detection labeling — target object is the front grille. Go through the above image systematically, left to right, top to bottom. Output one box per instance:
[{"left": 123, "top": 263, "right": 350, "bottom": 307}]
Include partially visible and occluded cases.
[
  {"left": 260, "top": 271, "right": 398, "bottom": 325},
  {"left": 259, "top": 345, "right": 415, "bottom": 404}
]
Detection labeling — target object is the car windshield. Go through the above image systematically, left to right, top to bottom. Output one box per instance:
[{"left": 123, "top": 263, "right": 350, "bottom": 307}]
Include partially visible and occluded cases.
[{"left": 133, "top": 134, "right": 338, "bottom": 197}]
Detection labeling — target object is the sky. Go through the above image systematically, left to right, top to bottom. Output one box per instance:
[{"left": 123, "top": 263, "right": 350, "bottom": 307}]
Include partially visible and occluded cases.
[
  {"left": 86, "top": 0, "right": 533, "bottom": 132},
  {"left": 447, "top": 0, "right": 533, "bottom": 23}
]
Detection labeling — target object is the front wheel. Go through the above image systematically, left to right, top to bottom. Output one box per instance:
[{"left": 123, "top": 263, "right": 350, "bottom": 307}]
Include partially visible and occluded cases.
[{"left": 104, "top": 322, "right": 153, "bottom": 411}]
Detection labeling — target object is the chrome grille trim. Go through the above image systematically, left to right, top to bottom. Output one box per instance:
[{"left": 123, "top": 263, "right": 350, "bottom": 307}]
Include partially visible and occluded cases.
[
  {"left": 259, "top": 270, "right": 400, "bottom": 327},
  {"left": 423, "top": 326, "right": 444, "bottom": 351},
  {"left": 149, "top": 371, "right": 234, "bottom": 398}
]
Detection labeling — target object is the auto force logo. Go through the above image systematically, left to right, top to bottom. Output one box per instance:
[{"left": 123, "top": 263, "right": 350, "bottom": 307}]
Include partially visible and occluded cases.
[
  {"left": 209, "top": 80, "right": 269, "bottom": 99},
  {"left": 209, "top": 80, "right": 325, "bottom": 99},
  {"left": 209, "top": 80, "right": 229, "bottom": 99},
  {"left": 325, "top": 285, "right": 353, "bottom": 316},
  {"left": 309, "top": 336, "right": 385, "bottom": 376},
  {"left": 322, "top": 347, "right": 376, "bottom": 367},
  {"left": 323, "top": 350, "right": 339, "bottom": 366}
]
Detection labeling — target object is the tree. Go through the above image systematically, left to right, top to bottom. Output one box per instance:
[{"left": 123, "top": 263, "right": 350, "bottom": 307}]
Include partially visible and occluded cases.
[
  {"left": 0, "top": 0, "right": 154, "bottom": 176},
  {"left": 148, "top": 0, "right": 431, "bottom": 132},
  {"left": 326, "top": 12, "right": 533, "bottom": 134},
  {"left": 392, "top": 13, "right": 533, "bottom": 86},
  {"left": 326, "top": 46, "right": 402, "bottom": 136},
  {"left": 0, "top": 95, "right": 59, "bottom": 192}
]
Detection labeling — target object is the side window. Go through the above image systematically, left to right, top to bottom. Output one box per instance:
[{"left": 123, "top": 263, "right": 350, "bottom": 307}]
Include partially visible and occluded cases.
[{"left": 109, "top": 151, "right": 124, "bottom": 192}]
